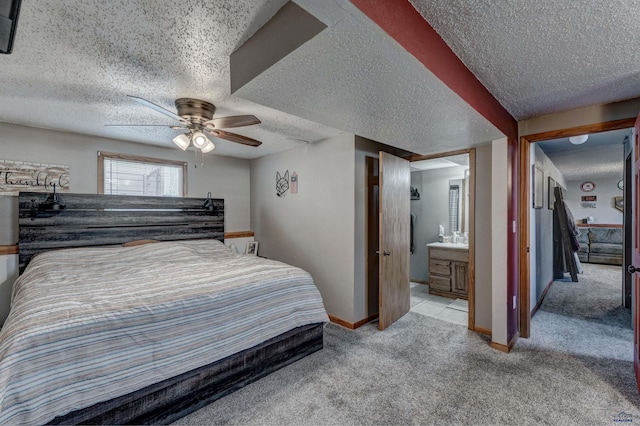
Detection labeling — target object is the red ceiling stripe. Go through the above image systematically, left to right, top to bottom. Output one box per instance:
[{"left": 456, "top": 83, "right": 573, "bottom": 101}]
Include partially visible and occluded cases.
[{"left": 350, "top": 0, "right": 517, "bottom": 139}]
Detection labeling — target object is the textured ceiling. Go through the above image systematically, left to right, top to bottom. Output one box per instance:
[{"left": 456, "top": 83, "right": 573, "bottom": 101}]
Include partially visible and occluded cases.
[
  {"left": 0, "top": 0, "right": 344, "bottom": 159},
  {"left": 7, "top": 0, "right": 631, "bottom": 161},
  {"left": 235, "top": 0, "right": 505, "bottom": 156},
  {"left": 409, "top": 0, "right": 640, "bottom": 120},
  {"left": 537, "top": 128, "right": 630, "bottom": 180},
  {"left": 411, "top": 153, "right": 468, "bottom": 171}
]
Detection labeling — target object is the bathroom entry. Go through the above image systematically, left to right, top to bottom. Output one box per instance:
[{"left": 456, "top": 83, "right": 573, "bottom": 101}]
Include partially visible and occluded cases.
[{"left": 408, "top": 150, "right": 475, "bottom": 328}]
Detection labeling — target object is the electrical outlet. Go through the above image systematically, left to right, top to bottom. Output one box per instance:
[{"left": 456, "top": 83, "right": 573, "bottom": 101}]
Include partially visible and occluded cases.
[{"left": 512, "top": 295, "right": 517, "bottom": 310}]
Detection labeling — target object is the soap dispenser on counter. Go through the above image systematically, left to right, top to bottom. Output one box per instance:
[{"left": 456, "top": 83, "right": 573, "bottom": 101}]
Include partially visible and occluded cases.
[{"left": 438, "top": 225, "right": 444, "bottom": 243}]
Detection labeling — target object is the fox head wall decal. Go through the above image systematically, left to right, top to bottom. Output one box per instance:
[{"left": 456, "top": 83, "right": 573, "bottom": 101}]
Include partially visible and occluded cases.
[{"left": 276, "top": 170, "right": 290, "bottom": 197}]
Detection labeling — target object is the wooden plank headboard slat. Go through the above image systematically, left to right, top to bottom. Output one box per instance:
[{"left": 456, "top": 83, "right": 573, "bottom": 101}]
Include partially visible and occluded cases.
[
  {"left": 18, "top": 192, "right": 225, "bottom": 273},
  {"left": 18, "top": 193, "right": 221, "bottom": 210}
]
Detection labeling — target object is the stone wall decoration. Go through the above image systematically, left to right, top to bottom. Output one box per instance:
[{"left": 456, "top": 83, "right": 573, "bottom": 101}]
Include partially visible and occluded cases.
[{"left": 0, "top": 160, "right": 70, "bottom": 195}]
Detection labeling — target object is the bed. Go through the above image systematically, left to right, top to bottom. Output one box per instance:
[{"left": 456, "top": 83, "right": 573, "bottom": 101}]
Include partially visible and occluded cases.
[{"left": 0, "top": 192, "right": 328, "bottom": 425}]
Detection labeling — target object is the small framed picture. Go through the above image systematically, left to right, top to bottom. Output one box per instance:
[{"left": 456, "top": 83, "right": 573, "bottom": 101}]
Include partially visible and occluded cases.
[
  {"left": 533, "top": 165, "right": 544, "bottom": 209},
  {"left": 548, "top": 177, "right": 555, "bottom": 210},
  {"left": 245, "top": 241, "right": 259, "bottom": 256}
]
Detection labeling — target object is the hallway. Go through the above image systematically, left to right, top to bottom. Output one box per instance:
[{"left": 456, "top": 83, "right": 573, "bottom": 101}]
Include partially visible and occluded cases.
[{"left": 518, "top": 262, "right": 635, "bottom": 405}]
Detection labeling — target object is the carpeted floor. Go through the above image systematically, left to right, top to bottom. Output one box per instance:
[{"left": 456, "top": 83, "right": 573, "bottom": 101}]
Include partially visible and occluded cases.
[{"left": 174, "top": 263, "right": 639, "bottom": 425}]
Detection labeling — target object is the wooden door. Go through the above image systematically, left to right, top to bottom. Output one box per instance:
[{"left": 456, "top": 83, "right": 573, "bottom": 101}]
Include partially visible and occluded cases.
[
  {"left": 633, "top": 113, "right": 640, "bottom": 392},
  {"left": 378, "top": 152, "right": 410, "bottom": 330}
]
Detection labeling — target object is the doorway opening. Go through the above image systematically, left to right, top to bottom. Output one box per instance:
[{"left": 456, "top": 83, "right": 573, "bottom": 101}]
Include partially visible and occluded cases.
[
  {"left": 518, "top": 118, "right": 636, "bottom": 338},
  {"left": 528, "top": 128, "right": 632, "bottom": 333},
  {"left": 365, "top": 148, "right": 476, "bottom": 331},
  {"left": 406, "top": 149, "right": 476, "bottom": 330}
]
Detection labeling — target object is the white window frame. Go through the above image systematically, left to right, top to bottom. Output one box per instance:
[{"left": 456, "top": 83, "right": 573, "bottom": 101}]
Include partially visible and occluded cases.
[{"left": 97, "top": 151, "right": 188, "bottom": 197}]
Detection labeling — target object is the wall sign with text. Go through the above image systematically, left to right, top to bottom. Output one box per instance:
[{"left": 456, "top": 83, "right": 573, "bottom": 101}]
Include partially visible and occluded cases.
[{"left": 0, "top": 160, "right": 70, "bottom": 195}]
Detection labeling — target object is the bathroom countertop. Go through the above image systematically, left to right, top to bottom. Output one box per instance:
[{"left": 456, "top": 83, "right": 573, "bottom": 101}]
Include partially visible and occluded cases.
[{"left": 426, "top": 242, "right": 469, "bottom": 250}]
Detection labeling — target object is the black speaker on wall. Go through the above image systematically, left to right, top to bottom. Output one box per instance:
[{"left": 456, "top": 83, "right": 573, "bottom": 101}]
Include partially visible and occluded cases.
[{"left": 0, "top": 0, "right": 22, "bottom": 54}]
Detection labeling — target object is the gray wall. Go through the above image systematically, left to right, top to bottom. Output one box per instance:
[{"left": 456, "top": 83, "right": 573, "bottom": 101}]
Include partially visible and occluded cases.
[
  {"left": 0, "top": 122, "right": 252, "bottom": 327},
  {"left": 251, "top": 134, "right": 356, "bottom": 322},
  {"left": 474, "top": 145, "right": 492, "bottom": 331},
  {"left": 531, "top": 145, "right": 567, "bottom": 312},
  {"left": 410, "top": 166, "right": 467, "bottom": 282},
  {"left": 565, "top": 177, "right": 623, "bottom": 225}
]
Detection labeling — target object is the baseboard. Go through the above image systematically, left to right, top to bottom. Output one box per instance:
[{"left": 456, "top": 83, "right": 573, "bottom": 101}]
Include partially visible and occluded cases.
[
  {"left": 411, "top": 279, "right": 428, "bottom": 285},
  {"left": 530, "top": 279, "right": 554, "bottom": 317},
  {"left": 328, "top": 313, "right": 379, "bottom": 330},
  {"left": 474, "top": 326, "right": 492, "bottom": 337},
  {"left": 490, "top": 333, "right": 518, "bottom": 353}
]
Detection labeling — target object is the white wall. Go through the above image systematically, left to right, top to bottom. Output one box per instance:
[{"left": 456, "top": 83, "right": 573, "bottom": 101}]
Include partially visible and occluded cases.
[
  {"left": 0, "top": 122, "right": 252, "bottom": 327},
  {"left": 251, "top": 134, "right": 356, "bottom": 322},
  {"left": 410, "top": 166, "right": 467, "bottom": 282},
  {"left": 565, "top": 177, "right": 624, "bottom": 225}
]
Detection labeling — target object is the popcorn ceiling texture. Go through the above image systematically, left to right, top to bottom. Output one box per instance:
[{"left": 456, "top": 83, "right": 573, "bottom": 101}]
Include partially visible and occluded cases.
[
  {"left": 0, "top": 0, "right": 343, "bottom": 159},
  {"left": 237, "top": 0, "right": 504, "bottom": 155},
  {"left": 409, "top": 0, "right": 640, "bottom": 120},
  {"left": 537, "top": 128, "right": 628, "bottom": 180}
]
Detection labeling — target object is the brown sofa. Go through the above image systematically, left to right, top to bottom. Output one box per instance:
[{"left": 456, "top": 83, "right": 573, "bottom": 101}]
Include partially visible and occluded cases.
[{"left": 576, "top": 227, "right": 622, "bottom": 266}]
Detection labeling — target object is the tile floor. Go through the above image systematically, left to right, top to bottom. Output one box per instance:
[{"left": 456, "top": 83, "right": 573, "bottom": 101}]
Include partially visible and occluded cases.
[{"left": 409, "top": 282, "right": 468, "bottom": 326}]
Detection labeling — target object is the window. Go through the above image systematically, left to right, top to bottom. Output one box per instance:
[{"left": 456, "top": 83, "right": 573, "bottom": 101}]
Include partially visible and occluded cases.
[{"left": 98, "top": 152, "right": 187, "bottom": 197}]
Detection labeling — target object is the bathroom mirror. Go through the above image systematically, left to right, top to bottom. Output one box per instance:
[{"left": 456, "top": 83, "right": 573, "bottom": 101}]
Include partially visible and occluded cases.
[{"left": 449, "top": 175, "right": 469, "bottom": 234}]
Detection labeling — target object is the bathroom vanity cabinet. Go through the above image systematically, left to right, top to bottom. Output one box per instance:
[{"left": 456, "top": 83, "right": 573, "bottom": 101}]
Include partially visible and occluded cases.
[{"left": 427, "top": 243, "right": 469, "bottom": 299}]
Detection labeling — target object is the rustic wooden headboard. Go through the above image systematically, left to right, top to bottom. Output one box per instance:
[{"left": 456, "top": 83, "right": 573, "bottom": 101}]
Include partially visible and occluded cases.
[{"left": 18, "top": 192, "right": 224, "bottom": 273}]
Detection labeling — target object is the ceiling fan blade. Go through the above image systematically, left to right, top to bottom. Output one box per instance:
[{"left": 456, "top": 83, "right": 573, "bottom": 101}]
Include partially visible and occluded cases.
[
  {"left": 127, "top": 95, "right": 188, "bottom": 124},
  {"left": 204, "top": 115, "right": 261, "bottom": 129},
  {"left": 105, "top": 124, "right": 185, "bottom": 128},
  {"left": 210, "top": 129, "right": 262, "bottom": 147}
]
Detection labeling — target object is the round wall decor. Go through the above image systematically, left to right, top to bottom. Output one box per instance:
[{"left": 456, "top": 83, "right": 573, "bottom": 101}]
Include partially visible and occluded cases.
[
  {"left": 618, "top": 179, "right": 624, "bottom": 190},
  {"left": 580, "top": 181, "right": 595, "bottom": 192}
]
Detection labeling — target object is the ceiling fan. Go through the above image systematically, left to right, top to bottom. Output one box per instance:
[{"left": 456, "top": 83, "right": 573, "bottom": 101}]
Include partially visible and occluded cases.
[{"left": 108, "top": 96, "right": 263, "bottom": 153}]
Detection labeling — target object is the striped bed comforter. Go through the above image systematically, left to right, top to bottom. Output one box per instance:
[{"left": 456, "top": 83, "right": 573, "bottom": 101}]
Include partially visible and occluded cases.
[{"left": 0, "top": 239, "right": 328, "bottom": 425}]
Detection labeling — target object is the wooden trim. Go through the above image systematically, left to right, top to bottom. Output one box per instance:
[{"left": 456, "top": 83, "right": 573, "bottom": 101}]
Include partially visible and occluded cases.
[
  {"left": 519, "top": 116, "right": 636, "bottom": 341},
  {"left": 521, "top": 118, "right": 636, "bottom": 143},
  {"left": 519, "top": 137, "right": 532, "bottom": 338},
  {"left": 405, "top": 148, "right": 474, "bottom": 163},
  {"left": 468, "top": 148, "right": 476, "bottom": 331},
  {"left": 97, "top": 151, "right": 188, "bottom": 197},
  {"left": 576, "top": 223, "right": 623, "bottom": 228},
  {"left": 224, "top": 231, "right": 255, "bottom": 239},
  {"left": 0, "top": 244, "right": 18, "bottom": 255},
  {"left": 410, "top": 279, "right": 429, "bottom": 285},
  {"left": 531, "top": 279, "right": 554, "bottom": 317},
  {"left": 328, "top": 314, "right": 379, "bottom": 330},
  {"left": 354, "top": 314, "right": 379, "bottom": 328},
  {"left": 329, "top": 315, "right": 355, "bottom": 329},
  {"left": 474, "top": 326, "right": 492, "bottom": 337},
  {"left": 490, "top": 333, "right": 518, "bottom": 353}
]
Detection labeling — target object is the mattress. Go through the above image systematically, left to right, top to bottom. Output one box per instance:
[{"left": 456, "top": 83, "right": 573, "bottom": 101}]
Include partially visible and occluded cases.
[{"left": 0, "top": 240, "right": 328, "bottom": 425}]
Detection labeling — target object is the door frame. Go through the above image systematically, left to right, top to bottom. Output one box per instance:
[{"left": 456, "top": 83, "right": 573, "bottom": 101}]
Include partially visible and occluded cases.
[
  {"left": 518, "top": 118, "right": 636, "bottom": 338},
  {"left": 407, "top": 148, "right": 477, "bottom": 332}
]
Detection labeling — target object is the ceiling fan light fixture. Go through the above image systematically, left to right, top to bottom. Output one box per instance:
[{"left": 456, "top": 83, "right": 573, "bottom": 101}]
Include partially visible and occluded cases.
[
  {"left": 192, "top": 131, "right": 208, "bottom": 148},
  {"left": 172, "top": 134, "right": 190, "bottom": 150},
  {"left": 569, "top": 134, "right": 589, "bottom": 145},
  {"left": 201, "top": 140, "right": 215, "bottom": 153}
]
